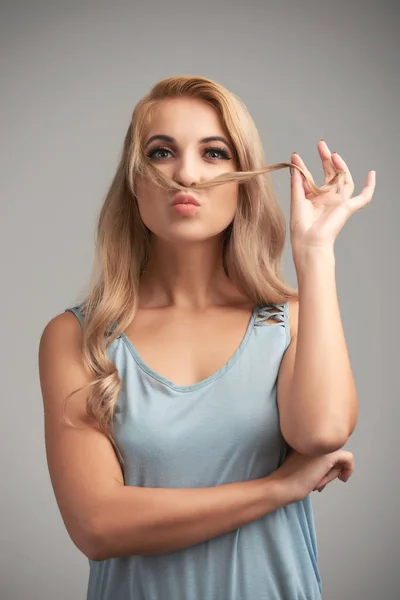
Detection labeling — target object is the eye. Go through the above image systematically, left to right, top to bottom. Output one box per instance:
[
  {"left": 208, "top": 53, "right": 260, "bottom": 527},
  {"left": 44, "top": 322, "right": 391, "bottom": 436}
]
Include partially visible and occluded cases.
[
  {"left": 145, "top": 146, "right": 232, "bottom": 161},
  {"left": 204, "top": 146, "right": 232, "bottom": 161},
  {"left": 146, "top": 147, "right": 172, "bottom": 160}
]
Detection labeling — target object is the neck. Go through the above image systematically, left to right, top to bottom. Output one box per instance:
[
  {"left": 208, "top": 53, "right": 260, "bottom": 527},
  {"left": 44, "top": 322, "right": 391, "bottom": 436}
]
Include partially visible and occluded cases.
[{"left": 138, "top": 235, "right": 239, "bottom": 311}]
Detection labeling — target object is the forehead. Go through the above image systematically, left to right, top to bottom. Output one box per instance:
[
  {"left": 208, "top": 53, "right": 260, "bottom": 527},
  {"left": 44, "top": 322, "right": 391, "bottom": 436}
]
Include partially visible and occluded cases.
[{"left": 146, "top": 97, "right": 227, "bottom": 139}]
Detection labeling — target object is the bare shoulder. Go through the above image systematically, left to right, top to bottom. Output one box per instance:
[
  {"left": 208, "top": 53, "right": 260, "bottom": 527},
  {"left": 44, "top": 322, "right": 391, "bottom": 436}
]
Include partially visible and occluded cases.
[
  {"left": 286, "top": 297, "right": 299, "bottom": 341},
  {"left": 38, "top": 310, "right": 92, "bottom": 425},
  {"left": 40, "top": 310, "right": 82, "bottom": 347},
  {"left": 39, "top": 311, "right": 86, "bottom": 387}
]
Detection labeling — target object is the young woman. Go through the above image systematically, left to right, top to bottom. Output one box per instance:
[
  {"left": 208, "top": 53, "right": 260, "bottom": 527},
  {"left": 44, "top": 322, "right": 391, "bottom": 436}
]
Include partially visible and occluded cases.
[{"left": 39, "top": 75, "right": 375, "bottom": 599}]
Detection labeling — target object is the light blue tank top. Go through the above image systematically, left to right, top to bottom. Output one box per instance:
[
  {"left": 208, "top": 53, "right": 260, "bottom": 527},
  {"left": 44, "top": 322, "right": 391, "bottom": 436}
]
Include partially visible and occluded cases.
[{"left": 65, "top": 302, "right": 322, "bottom": 600}]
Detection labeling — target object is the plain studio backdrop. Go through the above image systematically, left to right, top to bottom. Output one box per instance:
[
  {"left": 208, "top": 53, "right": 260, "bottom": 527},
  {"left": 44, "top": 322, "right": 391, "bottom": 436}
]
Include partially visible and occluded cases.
[{"left": 1, "top": 0, "right": 398, "bottom": 598}]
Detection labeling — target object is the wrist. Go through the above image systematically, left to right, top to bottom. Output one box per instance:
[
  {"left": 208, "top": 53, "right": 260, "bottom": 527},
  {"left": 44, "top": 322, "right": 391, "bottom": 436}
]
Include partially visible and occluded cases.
[
  {"left": 292, "top": 245, "right": 335, "bottom": 278},
  {"left": 264, "top": 472, "right": 301, "bottom": 506}
]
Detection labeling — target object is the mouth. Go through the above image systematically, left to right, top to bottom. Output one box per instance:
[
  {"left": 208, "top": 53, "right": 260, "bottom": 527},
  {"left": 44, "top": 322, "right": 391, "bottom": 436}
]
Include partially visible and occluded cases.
[{"left": 170, "top": 193, "right": 200, "bottom": 207}]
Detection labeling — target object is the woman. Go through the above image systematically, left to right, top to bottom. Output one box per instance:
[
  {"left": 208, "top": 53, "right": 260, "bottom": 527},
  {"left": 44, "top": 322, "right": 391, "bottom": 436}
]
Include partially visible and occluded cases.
[{"left": 38, "top": 75, "right": 375, "bottom": 599}]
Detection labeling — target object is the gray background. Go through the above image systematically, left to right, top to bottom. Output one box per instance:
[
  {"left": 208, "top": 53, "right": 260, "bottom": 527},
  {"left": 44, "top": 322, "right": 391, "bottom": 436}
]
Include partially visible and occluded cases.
[{"left": 1, "top": 0, "right": 399, "bottom": 598}]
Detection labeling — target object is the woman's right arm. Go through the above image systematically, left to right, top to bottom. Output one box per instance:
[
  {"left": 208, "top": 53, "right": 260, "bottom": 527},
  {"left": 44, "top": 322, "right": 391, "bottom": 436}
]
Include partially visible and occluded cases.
[{"left": 38, "top": 313, "right": 296, "bottom": 562}]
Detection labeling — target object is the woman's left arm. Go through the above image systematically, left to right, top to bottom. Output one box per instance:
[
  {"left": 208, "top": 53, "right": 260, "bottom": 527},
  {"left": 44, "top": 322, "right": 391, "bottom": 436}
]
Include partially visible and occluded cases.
[
  {"left": 276, "top": 141, "right": 376, "bottom": 456},
  {"left": 278, "top": 248, "right": 358, "bottom": 456}
]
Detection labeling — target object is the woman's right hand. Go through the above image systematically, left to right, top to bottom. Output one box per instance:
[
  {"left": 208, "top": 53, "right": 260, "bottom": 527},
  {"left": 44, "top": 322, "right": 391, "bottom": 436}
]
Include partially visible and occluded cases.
[{"left": 270, "top": 447, "right": 355, "bottom": 502}]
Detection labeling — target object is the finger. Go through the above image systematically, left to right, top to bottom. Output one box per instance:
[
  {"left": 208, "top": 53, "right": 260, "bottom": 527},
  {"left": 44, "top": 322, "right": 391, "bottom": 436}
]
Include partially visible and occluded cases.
[
  {"left": 317, "top": 140, "right": 336, "bottom": 183},
  {"left": 291, "top": 152, "right": 313, "bottom": 196},
  {"left": 331, "top": 152, "right": 355, "bottom": 198},
  {"left": 290, "top": 157, "right": 306, "bottom": 204},
  {"left": 345, "top": 170, "right": 376, "bottom": 213},
  {"left": 335, "top": 455, "right": 354, "bottom": 483},
  {"left": 317, "top": 466, "right": 342, "bottom": 488},
  {"left": 338, "top": 466, "right": 354, "bottom": 482},
  {"left": 312, "top": 483, "right": 326, "bottom": 492}
]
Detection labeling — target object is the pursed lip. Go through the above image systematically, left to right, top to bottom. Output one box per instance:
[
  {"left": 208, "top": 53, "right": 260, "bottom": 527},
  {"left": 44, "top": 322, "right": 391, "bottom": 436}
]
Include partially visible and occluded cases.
[{"left": 171, "top": 193, "right": 200, "bottom": 207}]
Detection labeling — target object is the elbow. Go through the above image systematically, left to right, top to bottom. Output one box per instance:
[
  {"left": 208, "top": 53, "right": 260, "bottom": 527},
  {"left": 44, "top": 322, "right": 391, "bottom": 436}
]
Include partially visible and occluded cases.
[
  {"left": 286, "top": 430, "right": 350, "bottom": 456},
  {"left": 71, "top": 512, "right": 109, "bottom": 562},
  {"left": 84, "top": 516, "right": 112, "bottom": 562},
  {"left": 67, "top": 524, "right": 107, "bottom": 562},
  {"left": 86, "top": 530, "right": 108, "bottom": 562}
]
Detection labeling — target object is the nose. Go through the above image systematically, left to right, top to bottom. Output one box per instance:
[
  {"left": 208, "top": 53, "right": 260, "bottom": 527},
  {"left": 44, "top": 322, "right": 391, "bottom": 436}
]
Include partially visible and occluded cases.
[{"left": 172, "top": 154, "right": 199, "bottom": 188}]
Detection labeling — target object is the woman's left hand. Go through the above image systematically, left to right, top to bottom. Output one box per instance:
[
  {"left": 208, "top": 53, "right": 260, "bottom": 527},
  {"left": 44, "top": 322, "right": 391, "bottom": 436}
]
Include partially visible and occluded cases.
[{"left": 289, "top": 140, "right": 376, "bottom": 252}]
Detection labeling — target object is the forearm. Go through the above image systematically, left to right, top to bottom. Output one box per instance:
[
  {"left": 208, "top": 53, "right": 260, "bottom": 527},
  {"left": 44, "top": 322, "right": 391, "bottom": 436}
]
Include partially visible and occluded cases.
[
  {"left": 291, "top": 246, "right": 358, "bottom": 450},
  {"left": 90, "top": 476, "right": 294, "bottom": 560}
]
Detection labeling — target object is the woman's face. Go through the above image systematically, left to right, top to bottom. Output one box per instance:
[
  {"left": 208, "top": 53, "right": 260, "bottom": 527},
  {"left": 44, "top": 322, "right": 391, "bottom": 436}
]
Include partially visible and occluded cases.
[{"left": 135, "top": 97, "right": 239, "bottom": 243}]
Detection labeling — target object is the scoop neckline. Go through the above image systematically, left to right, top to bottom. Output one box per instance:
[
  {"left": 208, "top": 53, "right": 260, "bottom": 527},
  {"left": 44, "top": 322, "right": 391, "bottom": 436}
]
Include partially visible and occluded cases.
[{"left": 118, "top": 304, "right": 261, "bottom": 393}]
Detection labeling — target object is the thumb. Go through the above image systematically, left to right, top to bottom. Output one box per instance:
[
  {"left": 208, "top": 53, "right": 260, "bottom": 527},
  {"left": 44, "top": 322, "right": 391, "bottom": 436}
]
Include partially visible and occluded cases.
[{"left": 290, "top": 154, "right": 305, "bottom": 201}]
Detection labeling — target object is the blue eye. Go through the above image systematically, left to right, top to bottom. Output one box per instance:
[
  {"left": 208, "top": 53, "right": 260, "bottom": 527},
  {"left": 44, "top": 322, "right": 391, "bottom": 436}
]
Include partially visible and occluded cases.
[
  {"left": 146, "top": 146, "right": 232, "bottom": 161},
  {"left": 146, "top": 147, "right": 172, "bottom": 160},
  {"left": 204, "top": 147, "right": 232, "bottom": 160}
]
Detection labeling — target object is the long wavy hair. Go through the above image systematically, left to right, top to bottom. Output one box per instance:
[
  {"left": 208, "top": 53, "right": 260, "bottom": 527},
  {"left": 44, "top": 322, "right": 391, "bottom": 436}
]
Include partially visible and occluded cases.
[{"left": 63, "top": 75, "right": 344, "bottom": 469}]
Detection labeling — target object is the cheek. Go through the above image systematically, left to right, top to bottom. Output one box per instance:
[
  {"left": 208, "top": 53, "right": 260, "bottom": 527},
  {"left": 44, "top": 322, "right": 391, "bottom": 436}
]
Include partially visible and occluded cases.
[
  {"left": 135, "top": 183, "right": 165, "bottom": 230},
  {"left": 214, "top": 183, "right": 239, "bottom": 215},
  {"left": 203, "top": 184, "right": 238, "bottom": 230}
]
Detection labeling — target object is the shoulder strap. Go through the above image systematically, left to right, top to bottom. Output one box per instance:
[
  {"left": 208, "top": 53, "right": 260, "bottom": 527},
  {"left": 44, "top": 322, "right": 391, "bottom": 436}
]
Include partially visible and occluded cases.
[
  {"left": 282, "top": 301, "right": 290, "bottom": 351},
  {"left": 255, "top": 302, "right": 291, "bottom": 351},
  {"left": 64, "top": 305, "right": 84, "bottom": 328},
  {"left": 64, "top": 305, "right": 120, "bottom": 339}
]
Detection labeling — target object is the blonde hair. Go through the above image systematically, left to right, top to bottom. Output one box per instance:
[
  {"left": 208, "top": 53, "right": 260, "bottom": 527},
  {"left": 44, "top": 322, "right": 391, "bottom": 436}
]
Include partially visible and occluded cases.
[{"left": 63, "top": 75, "right": 344, "bottom": 468}]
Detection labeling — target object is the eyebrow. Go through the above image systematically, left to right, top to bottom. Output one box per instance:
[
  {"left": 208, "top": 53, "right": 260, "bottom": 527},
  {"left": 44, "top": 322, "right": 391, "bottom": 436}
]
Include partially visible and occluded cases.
[{"left": 144, "top": 134, "right": 234, "bottom": 152}]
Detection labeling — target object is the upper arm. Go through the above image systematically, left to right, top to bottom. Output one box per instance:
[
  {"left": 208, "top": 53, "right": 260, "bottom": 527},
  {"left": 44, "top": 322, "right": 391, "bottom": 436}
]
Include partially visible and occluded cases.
[
  {"left": 276, "top": 298, "right": 299, "bottom": 446},
  {"left": 38, "top": 312, "right": 124, "bottom": 559}
]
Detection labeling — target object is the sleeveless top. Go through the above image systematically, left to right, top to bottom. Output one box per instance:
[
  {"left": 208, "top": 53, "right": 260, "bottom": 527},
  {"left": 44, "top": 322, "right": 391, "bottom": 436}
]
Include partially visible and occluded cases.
[{"left": 65, "top": 302, "right": 322, "bottom": 600}]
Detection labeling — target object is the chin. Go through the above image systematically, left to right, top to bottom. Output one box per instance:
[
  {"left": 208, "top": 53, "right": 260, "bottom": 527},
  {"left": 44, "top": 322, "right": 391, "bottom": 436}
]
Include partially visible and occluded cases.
[{"left": 148, "top": 224, "right": 225, "bottom": 244}]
